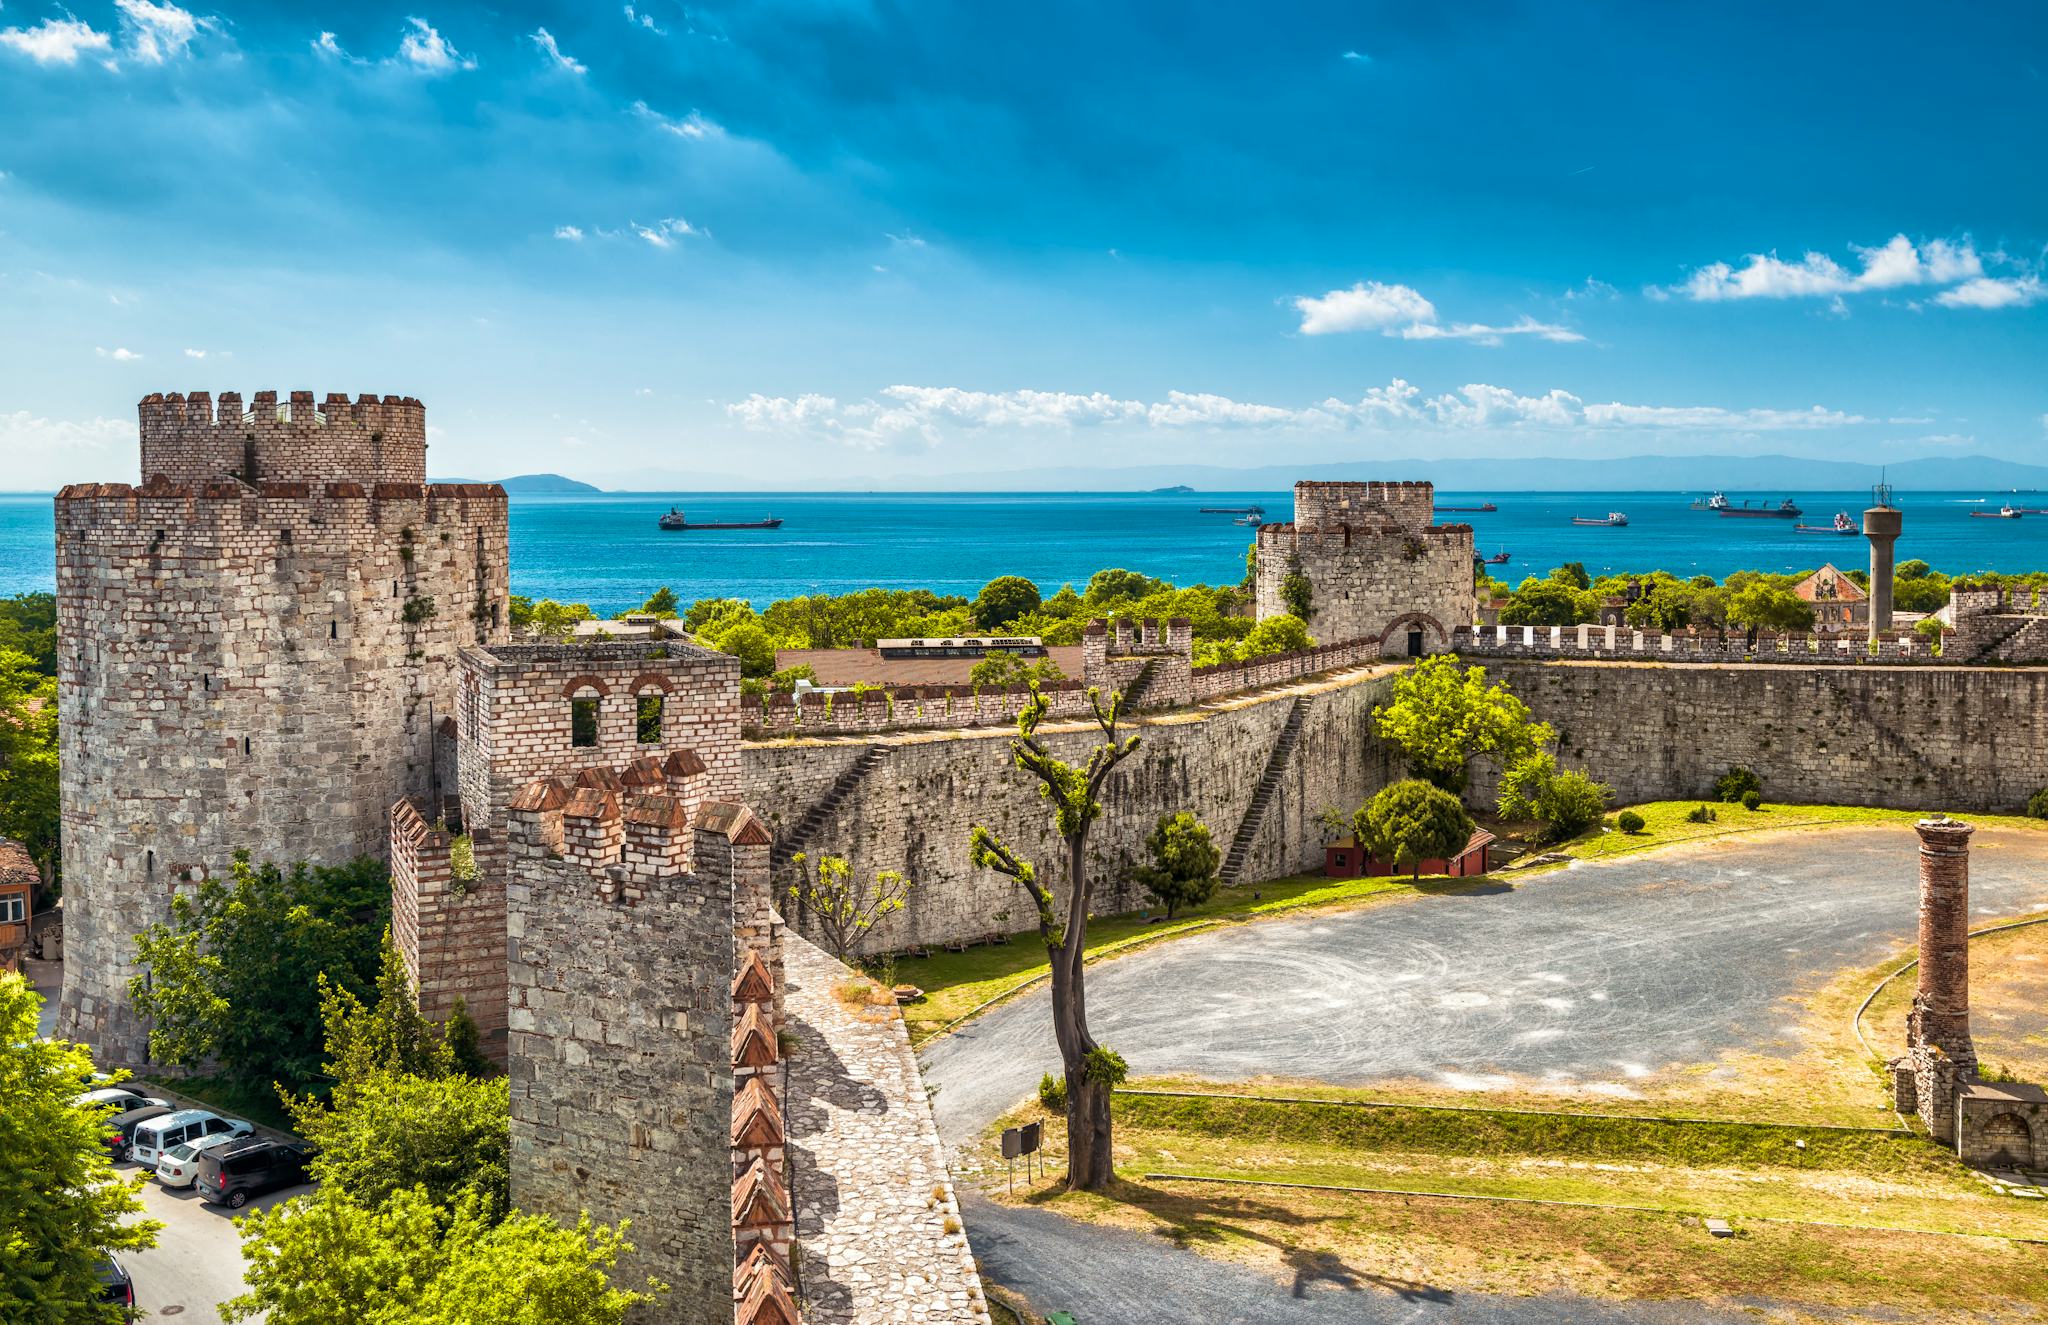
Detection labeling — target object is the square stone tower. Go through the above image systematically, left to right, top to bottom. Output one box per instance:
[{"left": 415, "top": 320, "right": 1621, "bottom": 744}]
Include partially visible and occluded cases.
[
  {"left": 54, "top": 391, "right": 509, "bottom": 1064},
  {"left": 1253, "top": 480, "right": 1475, "bottom": 654}
]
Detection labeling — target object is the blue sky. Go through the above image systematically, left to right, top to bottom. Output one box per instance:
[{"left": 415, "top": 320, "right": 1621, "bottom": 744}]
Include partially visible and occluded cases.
[{"left": 1, "top": 0, "right": 2044, "bottom": 489}]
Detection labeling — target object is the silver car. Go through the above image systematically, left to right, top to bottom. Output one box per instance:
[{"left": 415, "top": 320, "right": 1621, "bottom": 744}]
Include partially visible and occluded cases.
[{"left": 155, "top": 1131, "right": 243, "bottom": 1188}]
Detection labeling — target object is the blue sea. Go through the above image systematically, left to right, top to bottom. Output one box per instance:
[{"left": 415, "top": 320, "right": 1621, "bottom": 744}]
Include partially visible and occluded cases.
[{"left": 5, "top": 490, "right": 2047, "bottom": 613}]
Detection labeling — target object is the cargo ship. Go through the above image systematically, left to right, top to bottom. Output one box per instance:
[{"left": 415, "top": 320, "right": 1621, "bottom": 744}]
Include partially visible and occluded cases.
[
  {"left": 1690, "top": 491, "right": 1731, "bottom": 511},
  {"left": 1720, "top": 497, "right": 1802, "bottom": 519},
  {"left": 1434, "top": 501, "right": 1497, "bottom": 513},
  {"left": 1199, "top": 505, "right": 1265, "bottom": 515},
  {"left": 1970, "top": 505, "right": 2024, "bottom": 520},
  {"left": 657, "top": 507, "right": 783, "bottom": 530},
  {"left": 1571, "top": 512, "right": 1628, "bottom": 527},
  {"left": 1793, "top": 512, "right": 1857, "bottom": 534}
]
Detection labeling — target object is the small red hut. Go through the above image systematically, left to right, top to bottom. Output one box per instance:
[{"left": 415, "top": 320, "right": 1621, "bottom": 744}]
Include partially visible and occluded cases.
[{"left": 1325, "top": 828, "right": 1494, "bottom": 880}]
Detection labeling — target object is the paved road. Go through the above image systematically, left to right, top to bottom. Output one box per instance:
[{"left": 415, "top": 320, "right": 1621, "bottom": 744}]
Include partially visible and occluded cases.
[
  {"left": 924, "top": 824, "right": 2048, "bottom": 1142},
  {"left": 931, "top": 825, "right": 2048, "bottom": 1323},
  {"left": 122, "top": 1165, "right": 307, "bottom": 1324},
  {"left": 964, "top": 1194, "right": 1754, "bottom": 1325}
]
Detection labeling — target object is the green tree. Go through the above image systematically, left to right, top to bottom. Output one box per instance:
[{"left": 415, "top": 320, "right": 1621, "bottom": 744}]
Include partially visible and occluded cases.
[
  {"left": 1279, "top": 555, "right": 1314, "bottom": 621},
  {"left": 1893, "top": 560, "right": 1953, "bottom": 613},
  {"left": 1553, "top": 562, "right": 1591, "bottom": 591},
  {"left": 1083, "top": 568, "right": 1167, "bottom": 606},
  {"left": 971, "top": 576, "right": 1043, "bottom": 630},
  {"left": 1498, "top": 577, "right": 1597, "bottom": 627},
  {"left": 1623, "top": 580, "right": 1695, "bottom": 631},
  {"left": 1727, "top": 583, "right": 1815, "bottom": 635},
  {"left": 636, "top": 587, "right": 680, "bottom": 617},
  {"left": 0, "top": 592, "right": 57, "bottom": 675},
  {"left": 509, "top": 597, "right": 594, "bottom": 638},
  {"left": 1240, "top": 613, "right": 1312, "bottom": 658},
  {"left": 708, "top": 621, "right": 777, "bottom": 678},
  {"left": 0, "top": 646, "right": 60, "bottom": 896},
  {"left": 968, "top": 652, "right": 1067, "bottom": 689},
  {"left": 1373, "top": 656, "right": 1553, "bottom": 794},
  {"left": 968, "top": 681, "right": 1139, "bottom": 1192},
  {"left": 1496, "top": 752, "right": 1613, "bottom": 841},
  {"left": 1354, "top": 780, "right": 1475, "bottom": 879},
  {"left": 1131, "top": 812, "right": 1219, "bottom": 919},
  {"left": 128, "top": 852, "right": 390, "bottom": 1093},
  {"left": 785, "top": 852, "right": 916, "bottom": 963},
  {"left": 286, "top": 939, "right": 510, "bottom": 1217},
  {"left": 0, "top": 973, "right": 161, "bottom": 1323},
  {"left": 443, "top": 997, "right": 494, "bottom": 1079},
  {"left": 226, "top": 1187, "right": 651, "bottom": 1325}
]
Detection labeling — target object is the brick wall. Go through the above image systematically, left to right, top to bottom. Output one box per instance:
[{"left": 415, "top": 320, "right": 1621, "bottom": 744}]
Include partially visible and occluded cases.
[
  {"left": 137, "top": 390, "right": 427, "bottom": 487},
  {"left": 54, "top": 399, "right": 507, "bottom": 1063},
  {"left": 1254, "top": 482, "right": 1475, "bottom": 651},
  {"left": 1469, "top": 660, "right": 2048, "bottom": 813},
  {"left": 742, "top": 667, "right": 1403, "bottom": 954},
  {"left": 391, "top": 800, "right": 509, "bottom": 1062}
]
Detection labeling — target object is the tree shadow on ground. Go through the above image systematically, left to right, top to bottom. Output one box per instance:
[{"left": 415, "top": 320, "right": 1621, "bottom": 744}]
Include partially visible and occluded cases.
[{"left": 1035, "top": 1176, "right": 1455, "bottom": 1304}]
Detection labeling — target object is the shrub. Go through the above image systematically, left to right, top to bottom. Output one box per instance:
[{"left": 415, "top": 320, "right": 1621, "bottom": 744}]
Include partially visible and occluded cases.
[
  {"left": 1496, "top": 752, "right": 1612, "bottom": 842},
  {"left": 1713, "top": 765, "right": 1763, "bottom": 804},
  {"left": 2027, "top": 787, "right": 2048, "bottom": 820},
  {"left": 1741, "top": 789, "right": 1763, "bottom": 811},
  {"left": 1685, "top": 804, "right": 1718, "bottom": 824},
  {"left": 1616, "top": 810, "right": 1645, "bottom": 834},
  {"left": 1131, "top": 811, "right": 1220, "bottom": 919},
  {"left": 1038, "top": 1071, "right": 1067, "bottom": 1113}
]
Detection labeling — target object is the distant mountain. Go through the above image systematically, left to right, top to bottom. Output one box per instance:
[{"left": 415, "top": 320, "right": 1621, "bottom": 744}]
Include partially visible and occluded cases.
[{"left": 433, "top": 472, "right": 603, "bottom": 493}]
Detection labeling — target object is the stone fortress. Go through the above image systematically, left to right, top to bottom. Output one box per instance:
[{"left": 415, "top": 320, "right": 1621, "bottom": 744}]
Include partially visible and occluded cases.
[{"left": 50, "top": 399, "right": 2048, "bottom": 1317}]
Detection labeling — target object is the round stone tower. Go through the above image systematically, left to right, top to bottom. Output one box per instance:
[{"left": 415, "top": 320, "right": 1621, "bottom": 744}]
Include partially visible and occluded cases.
[
  {"left": 54, "top": 391, "right": 510, "bottom": 1064},
  {"left": 1862, "top": 484, "right": 1902, "bottom": 641}
]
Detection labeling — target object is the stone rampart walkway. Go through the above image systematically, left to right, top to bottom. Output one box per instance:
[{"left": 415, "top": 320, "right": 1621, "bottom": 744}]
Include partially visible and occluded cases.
[{"left": 785, "top": 934, "right": 992, "bottom": 1324}]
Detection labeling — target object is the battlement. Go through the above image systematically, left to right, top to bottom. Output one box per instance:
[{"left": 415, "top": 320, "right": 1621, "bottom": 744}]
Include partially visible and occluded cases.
[
  {"left": 135, "top": 389, "right": 428, "bottom": 487},
  {"left": 1290, "top": 479, "right": 1435, "bottom": 533},
  {"left": 53, "top": 480, "right": 505, "bottom": 536}
]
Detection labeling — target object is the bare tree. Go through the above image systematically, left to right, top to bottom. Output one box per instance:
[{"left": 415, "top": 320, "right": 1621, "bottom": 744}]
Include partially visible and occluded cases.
[
  {"left": 969, "top": 682, "right": 1139, "bottom": 1191},
  {"left": 786, "top": 852, "right": 914, "bottom": 964}
]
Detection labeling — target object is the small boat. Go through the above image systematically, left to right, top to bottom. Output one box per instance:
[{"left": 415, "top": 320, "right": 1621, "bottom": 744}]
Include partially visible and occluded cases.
[
  {"left": 1690, "top": 491, "right": 1731, "bottom": 511},
  {"left": 1719, "top": 497, "right": 1802, "bottom": 519},
  {"left": 1433, "top": 502, "right": 1497, "bottom": 513},
  {"left": 1199, "top": 505, "right": 1265, "bottom": 515},
  {"left": 1970, "top": 505, "right": 2024, "bottom": 520},
  {"left": 657, "top": 507, "right": 783, "bottom": 531},
  {"left": 1571, "top": 512, "right": 1629, "bottom": 527},
  {"left": 1793, "top": 512, "right": 1858, "bottom": 534},
  {"left": 1233, "top": 513, "right": 1263, "bottom": 526},
  {"left": 1485, "top": 548, "right": 1511, "bottom": 564}
]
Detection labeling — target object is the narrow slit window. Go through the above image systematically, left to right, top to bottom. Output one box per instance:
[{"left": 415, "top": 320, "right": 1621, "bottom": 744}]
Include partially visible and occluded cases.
[
  {"left": 636, "top": 694, "right": 664, "bottom": 744},
  {"left": 570, "top": 696, "right": 599, "bottom": 747}
]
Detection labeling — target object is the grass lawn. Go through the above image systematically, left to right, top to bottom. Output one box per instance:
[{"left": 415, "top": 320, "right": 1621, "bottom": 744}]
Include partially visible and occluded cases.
[
  {"left": 1552, "top": 800, "right": 2048, "bottom": 864},
  {"left": 893, "top": 871, "right": 1438, "bottom": 1044},
  {"left": 1866, "top": 912, "right": 2048, "bottom": 1086},
  {"left": 978, "top": 1089, "right": 2048, "bottom": 1316}
]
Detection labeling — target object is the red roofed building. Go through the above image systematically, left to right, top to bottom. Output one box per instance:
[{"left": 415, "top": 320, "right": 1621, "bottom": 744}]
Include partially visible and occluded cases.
[
  {"left": 1793, "top": 564, "right": 1867, "bottom": 632},
  {"left": 1325, "top": 828, "right": 1495, "bottom": 879},
  {"left": 0, "top": 837, "right": 35, "bottom": 972}
]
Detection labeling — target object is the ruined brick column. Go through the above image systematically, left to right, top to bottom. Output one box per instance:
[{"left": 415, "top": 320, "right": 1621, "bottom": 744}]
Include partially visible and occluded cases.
[{"left": 1910, "top": 816, "right": 1976, "bottom": 1067}]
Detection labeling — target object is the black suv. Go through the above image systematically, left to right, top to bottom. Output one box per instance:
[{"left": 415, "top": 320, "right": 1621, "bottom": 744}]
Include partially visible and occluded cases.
[
  {"left": 193, "top": 1138, "right": 316, "bottom": 1208},
  {"left": 98, "top": 1253, "right": 136, "bottom": 1322}
]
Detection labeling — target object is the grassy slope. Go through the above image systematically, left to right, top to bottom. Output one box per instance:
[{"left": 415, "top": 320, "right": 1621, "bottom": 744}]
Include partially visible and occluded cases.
[{"left": 1553, "top": 800, "right": 2048, "bottom": 863}]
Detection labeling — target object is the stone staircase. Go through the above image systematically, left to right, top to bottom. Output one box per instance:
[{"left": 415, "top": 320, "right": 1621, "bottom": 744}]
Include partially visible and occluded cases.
[
  {"left": 1956, "top": 615, "right": 2048, "bottom": 664},
  {"left": 1116, "top": 658, "right": 1161, "bottom": 711},
  {"left": 1219, "top": 697, "right": 1309, "bottom": 886},
  {"left": 770, "top": 744, "right": 890, "bottom": 875}
]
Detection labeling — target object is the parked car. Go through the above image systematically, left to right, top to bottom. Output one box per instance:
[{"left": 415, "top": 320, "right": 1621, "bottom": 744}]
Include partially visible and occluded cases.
[
  {"left": 74, "top": 1086, "right": 169, "bottom": 1114},
  {"left": 101, "top": 1105, "right": 174, "bottom": 1162},
  {"left": 130, "top": 1109, "right": 253, "bottom": 1168},
  {"left": 155, "top": 1130, "right": 245, "bottom": 1188},
  {"left": 194, "top": 1138, "right": 317, "bottom": 1208},
  {"left": 97, "top": 1253, "right": 136, "bottom": 1321}
]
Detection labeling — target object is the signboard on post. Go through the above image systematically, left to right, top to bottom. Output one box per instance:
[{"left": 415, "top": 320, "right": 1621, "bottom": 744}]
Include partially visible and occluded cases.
[{"left": 1019, "top": 1121, "right": 1042, "bottom": 1180}]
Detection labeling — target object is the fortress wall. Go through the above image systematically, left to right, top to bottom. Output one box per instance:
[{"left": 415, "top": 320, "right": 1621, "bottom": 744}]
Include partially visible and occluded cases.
[
  {"left": 1255, "top": 523, "right": 1476, "bottom": 651},
  {"left": 1472, "top": 660, "right": 2048, "bottom": 813},
  {"left": 742, "top": 670, "right": 1404, "bottom": 954}
]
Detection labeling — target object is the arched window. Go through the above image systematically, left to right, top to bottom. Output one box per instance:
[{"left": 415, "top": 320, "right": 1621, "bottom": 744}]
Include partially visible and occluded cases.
[
  {"left": 636, "top": 692, "right": 665, "bottom": 744},
  {"left": 570, "top": 693, "right": 600, "bottom": 747}
]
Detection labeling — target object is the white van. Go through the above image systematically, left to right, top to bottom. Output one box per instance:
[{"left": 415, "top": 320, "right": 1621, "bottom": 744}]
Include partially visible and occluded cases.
[{"left": 129, "top": 1109, "right": 252, "bottom": 1168}]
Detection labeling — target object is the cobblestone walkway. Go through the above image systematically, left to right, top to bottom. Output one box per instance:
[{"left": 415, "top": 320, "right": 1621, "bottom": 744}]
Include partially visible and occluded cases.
[{"left": 785, "top": 935, "right": 992, "bottom": 1325}]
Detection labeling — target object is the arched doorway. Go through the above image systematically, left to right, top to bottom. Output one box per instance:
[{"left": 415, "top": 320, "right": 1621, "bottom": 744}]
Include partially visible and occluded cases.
[
  {"left": 1377, "top": 612, "right": 1449, "bottom": 659},
  {"left": 1979, "top": 1112, "right": 2034, "bottom": 1169}
]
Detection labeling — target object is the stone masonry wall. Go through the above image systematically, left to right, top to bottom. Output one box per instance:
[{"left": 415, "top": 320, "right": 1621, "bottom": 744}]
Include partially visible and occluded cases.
[
  {"left": 138, "top": 390, "right": 427, "bottom": 487},
  {"left": 55, "top": 412, "right": 507, "bottom": 1063},
  {"left": 1253, "top": 481, "right": 1475, "bottom": 652},
  {"left": 457, "top": 640, "right": 741, "bottom": 834},
  {"left": 1469, "top": 660, "right": 2048, "bottom": 813},
  {"left": 743, "top": 667, "right": 1403, "bottom": 954},
  {"left": 505, "top": 793, "right": 736, "bottom": 1324},
  {"left": 391, "top": 800, "right": 510, "bottom": 1062}
]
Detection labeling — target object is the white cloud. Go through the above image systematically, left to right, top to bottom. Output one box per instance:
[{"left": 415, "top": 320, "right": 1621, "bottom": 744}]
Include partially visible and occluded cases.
[
  {"left": 116, "top": 0, "right": 204, "bottom": 64},
  {"left": 623, "top": 5, "right": 664, "bottom": 34},
  {"left": 0, "top": 17, "right": 113, "bottom": 65},
  {"left": 397, "top": 17, "right": 474, "bottom": 73},
  {"left": 529, "top": 27, "right": 584, "bottom": 74},
  {"left": 313, "top": 30, "right": 350, "bottom": 58},
  {"left": 1341, "top": 50, "right": 1369, "bottom": 62},
  {"left": 632, "top": 100, "right": 722, "bottom": 140},
  {"left": 632, "top": 217, "right": 698, "bottom": 248},
  {"left": 553, "top": 225, "right": 584, "bottom": 242},
  {"left": 1674, "top": 233, "right": 1993, "bottom": 303},
  {"left": 1933, "top": 275, "right": 2044, "bottom": 309},
  {"left": 1295, "top": 280, "right": 1579, "bottom": 344},
  {"left": 1295, "top": 281, "right": 1436, "bottom": 334},
  {"left": 1397, "top": 317, "right": 1584, "bottom": 344},
  {"left": 95, "top": 346, "right": 143, "bottom": 361},
  {"left": 183, "top": 347, "right": 207, "bottom": 358},
  {"left": 726, "top": 379, "right": 1870, "bottom": 447},
  {"left": 0, "top": 409, "right": 135, "bottom": 457}
]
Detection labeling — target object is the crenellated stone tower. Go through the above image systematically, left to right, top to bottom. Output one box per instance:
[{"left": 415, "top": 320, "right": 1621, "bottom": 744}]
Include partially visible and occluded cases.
[
  {"left": 54, "top": 390, "right": 509, "bottom": 1063},
  {"left": 1254, "top": 481, "right": 1475, "bottom": 654}
]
